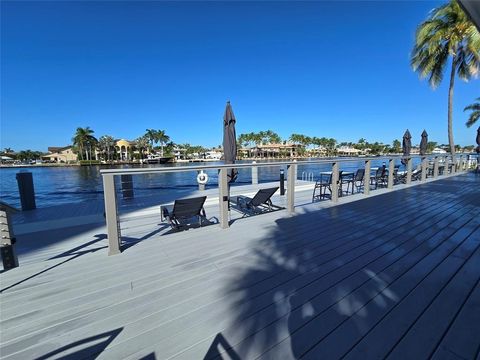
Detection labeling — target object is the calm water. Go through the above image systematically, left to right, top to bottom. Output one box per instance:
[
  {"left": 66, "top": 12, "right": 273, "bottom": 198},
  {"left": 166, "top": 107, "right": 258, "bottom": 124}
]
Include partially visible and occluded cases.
[{"left": 0, "top": 159, "right": 414, "bottom": 208}]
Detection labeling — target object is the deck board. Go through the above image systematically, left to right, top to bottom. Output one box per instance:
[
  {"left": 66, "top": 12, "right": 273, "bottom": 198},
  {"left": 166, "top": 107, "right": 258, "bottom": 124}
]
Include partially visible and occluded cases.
[{"left": 0, "top": 172, "right": 478, "bottom": 360}]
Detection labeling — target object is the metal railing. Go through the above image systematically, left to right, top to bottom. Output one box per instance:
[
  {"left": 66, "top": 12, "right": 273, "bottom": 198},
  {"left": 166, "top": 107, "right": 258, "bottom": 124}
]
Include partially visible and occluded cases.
[{"left": 100, "top": 154, "right": 473, "bottom": 255}]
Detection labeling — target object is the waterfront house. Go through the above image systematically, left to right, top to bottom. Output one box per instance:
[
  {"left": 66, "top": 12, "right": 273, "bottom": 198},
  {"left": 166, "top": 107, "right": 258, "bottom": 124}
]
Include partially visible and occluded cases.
[
  {"left": 115, "top": 139, "right": 134, "bottom": 161},
  {"left": 239, "top": 142, "right": 305, "bottom": 159},
  {"left": 42, "top": 146, "right": 78, "bottom": 163},
  {"left": 337, "top": 146, "right": 362, "bottom": 156},
  {"left": 432, "top": 147, "right": 448, "bottom": 154},
  {"left": 205, "top": 151, "right": 223, "bottom": 160}
]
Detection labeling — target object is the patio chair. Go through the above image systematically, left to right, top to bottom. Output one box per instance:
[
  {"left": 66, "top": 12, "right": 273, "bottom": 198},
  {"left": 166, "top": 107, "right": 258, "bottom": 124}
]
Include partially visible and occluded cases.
[
  {"left": 370, "top": 167, "right": 387, "bottom": 189},
  {"left": 343, "top": 168, "right": 365, "bottom": 194},
  {"left": 312, "top": 171, "right": 343, "bottom": 201},
  {"left": 233, "top": 187, "right": 282, "bottom": 216},
  {"left": 161, "top": 196, "right": 207, "bottom": 230}
]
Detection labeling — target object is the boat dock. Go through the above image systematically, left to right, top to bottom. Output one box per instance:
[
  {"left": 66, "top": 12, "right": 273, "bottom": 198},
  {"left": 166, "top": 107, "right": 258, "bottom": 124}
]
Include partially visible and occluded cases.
[{"left": 1, "top": 156, "right": 479, "bottom": 359}]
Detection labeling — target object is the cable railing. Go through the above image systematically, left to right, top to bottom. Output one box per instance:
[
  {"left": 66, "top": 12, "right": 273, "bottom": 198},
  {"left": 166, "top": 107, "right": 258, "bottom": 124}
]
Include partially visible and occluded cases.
[{"left": 100, "top": 154, "right": 475, "bottom": 255}]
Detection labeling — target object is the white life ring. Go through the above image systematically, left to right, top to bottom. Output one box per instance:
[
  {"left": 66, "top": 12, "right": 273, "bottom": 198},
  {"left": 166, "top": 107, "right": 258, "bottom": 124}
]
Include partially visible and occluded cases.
[{"left": 197, "top": 171, "right": 208, "bottom": 185}]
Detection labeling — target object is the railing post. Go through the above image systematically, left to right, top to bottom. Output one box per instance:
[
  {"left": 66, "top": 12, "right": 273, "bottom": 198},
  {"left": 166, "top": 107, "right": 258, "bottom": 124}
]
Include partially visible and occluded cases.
[
  {"left": 450, "top": 155, "right": 456, "bottom": 174},
  {"left": 421, "top": 156, "right": 427, "bottom": 181},
  {"left": 433, "top": 156, "right": 439, "bottom": 178},
  {"left": 406, "top": 157, "right": 412, "bottom": 184},
  {"left": 387, "top": 158, "right": 394, "bottom": 189},
  {"left": 364, "top": 160, "right": 370, "bottom": 196},
  {"left": 251, "top": 161, "right": 258, "bottom": 185},
  {"left": 331, "top": 162, "right": 339, "bottom": 203},
  {"left": 287, "top": 163, "right": 296, "bottom": 214},
  {"left": 218, "top": 168, "right": 229, "bottom": 229},
  {"left": 103, "top": 174, "right": 121, "bottom": 255}
]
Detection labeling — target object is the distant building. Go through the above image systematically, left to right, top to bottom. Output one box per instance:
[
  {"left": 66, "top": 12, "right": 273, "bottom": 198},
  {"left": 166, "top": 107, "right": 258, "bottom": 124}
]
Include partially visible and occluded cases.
[
  {"left": 115, "top": 139, "right": 134, "bottom": 161},
  {"left": 239, "top": 143, "right": 304, "bottom": 158},
  {"left": 42, "top": 146, "right": 78, "bottom": 163},
  {"left": 337, "top": 146, "right": 362, "bottom": 156},
  {"left": 432, "top": 147, "right": 447, "bottom": 154},
  {"left": 205, "top": 151, "right": 222, "bottom": 160}
]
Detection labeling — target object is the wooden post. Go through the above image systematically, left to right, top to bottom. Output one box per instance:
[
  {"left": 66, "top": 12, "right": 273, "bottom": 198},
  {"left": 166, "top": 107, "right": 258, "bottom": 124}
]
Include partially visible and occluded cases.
[
  {"left": 451, "top": 155, "right": 456, "bottom": 174},
  {"left": 433, "top": 156, "right": 439, "bottom": 178},
  {"left": 406, "top": 157, "right": 412, "bottom": 184},
  {"left": 421, "top": 157, "right": 427, "bottom": 181},
  {"left": 387, "top": 158, "right": 395, "bottom": 189},
  {"left": 364, "top": 160, "right": 371, "bottom": 196},
  {"left": 331, "top": 162, "right": 339, "bottom": 203},
  {"left": 287, "top": 163, "right": 296, "bottom": 214},
  {"left": 218, "top": 168, "right": 229, "bottom": 229},
  {"left": 103, "top": 174, "right": 121, "bottom": 255},
  {"left": 0, "top": 202, "right": 19, "bottom": 269}
]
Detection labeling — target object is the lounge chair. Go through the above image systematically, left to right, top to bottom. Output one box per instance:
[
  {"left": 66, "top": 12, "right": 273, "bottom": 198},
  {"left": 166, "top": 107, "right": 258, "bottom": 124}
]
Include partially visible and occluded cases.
[
  {"left": 396, "top": 166, "right": 422, "bottom": 184},
  {"left": 312, "top": 171, "right": 343, "bottom": 201},
  {"left": 233, "top": 187, "right": 282, "bottom": 216},
  {"left": 161, "top": 196, "right": 207, "bottom": 230}
]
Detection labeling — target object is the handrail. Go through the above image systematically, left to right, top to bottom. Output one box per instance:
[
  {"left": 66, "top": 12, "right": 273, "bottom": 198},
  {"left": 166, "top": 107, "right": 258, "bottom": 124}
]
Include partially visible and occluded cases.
[
  {"left": 101, "top": 153, "right": 469, "bottom": 256},
  {"left": 99, "top": 155, "right": 445, "bottom": 176}
]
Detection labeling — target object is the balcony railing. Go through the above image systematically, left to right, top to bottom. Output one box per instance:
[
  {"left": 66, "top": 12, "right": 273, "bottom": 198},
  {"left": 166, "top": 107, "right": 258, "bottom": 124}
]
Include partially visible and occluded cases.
[{"left": 100, "top": 154, "right": 475, "bottom": 255}]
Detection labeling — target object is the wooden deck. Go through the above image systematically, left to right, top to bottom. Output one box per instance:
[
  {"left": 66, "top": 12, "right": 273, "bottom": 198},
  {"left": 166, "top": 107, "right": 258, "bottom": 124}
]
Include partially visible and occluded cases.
[{"left": 1, "top": 173, "right": 479, "bottom": 359}]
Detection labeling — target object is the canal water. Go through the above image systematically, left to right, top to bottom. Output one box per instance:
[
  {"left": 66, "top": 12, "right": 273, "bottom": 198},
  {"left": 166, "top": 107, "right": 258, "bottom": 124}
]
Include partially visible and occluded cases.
[{"left": 0, "top": 158, "right": 414, "bottom": 208}]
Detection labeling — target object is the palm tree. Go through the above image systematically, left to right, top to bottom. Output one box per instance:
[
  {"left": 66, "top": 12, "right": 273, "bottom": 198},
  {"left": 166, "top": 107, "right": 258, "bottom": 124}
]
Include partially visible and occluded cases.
[
  {"left": 411, "top": 0, "right": 480, "bottom": 155},
  {"left": 464, "top": 97, "right": 480, "bottom": 127},
  {"left": 72, "top": 127, "right": 97, "bottom": 161},
  {"left": 145, "top": 129, "right": 158, "bottom": 152},
  {"left": 156, "top": 130, "right": 170, "bottom": 156},
  {"left": 97, "top": 135, "right": 116, "bottom": 161},
  {"left": 135, "top": 136, "right": 150, "bottom": 161},
  {"left": 3, "top": 147, "right": 13, "bottom": 154}
]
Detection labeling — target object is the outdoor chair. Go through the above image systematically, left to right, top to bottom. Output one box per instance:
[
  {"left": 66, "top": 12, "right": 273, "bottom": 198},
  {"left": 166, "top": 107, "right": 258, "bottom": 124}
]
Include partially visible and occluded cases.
[
  {"left": 370, "top": 167, "right": 387, "bottom": 189},
  {"left": 344, "top": 168, "right": 365, "bottom": 194},
  {"left": 312, "top": 171, "right": 343, "bottom": 201},
  {"left": 233, "top": 187, "right": 282, "bottom": 216},
  {"left": 161, "top": 196, "right": 207, "bottom": 230}
]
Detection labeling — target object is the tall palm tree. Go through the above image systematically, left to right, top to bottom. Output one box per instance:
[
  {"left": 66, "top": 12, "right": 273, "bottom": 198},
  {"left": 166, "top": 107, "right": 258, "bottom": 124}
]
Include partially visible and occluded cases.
[
  {"left": 411, "top": 0, "right": 480, "bottom": 155},
  {"left": 464, "top": 97, "right": 480, "bottom": 127},
  {"left": 72, "top": 127, "right": 97, "bottom": 161},
  {"left": 145, "top": 129, "right": 158, "bottom": 152},
  {"left": 156, "top": 130, "right": 170, "bottom": 156},
  {"left": 97, "top": 135, "right": 115, "bottom": 161},
  {"left": 135, "top": 136, "right": 150, "bottom": 161},
  {"left": 3, "top": 147, "right": 13, "bottom": 154}
]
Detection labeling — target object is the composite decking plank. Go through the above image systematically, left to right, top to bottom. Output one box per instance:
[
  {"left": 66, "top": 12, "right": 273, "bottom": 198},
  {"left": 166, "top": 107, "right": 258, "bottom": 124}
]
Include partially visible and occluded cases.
[
  {"left": 157, "top": 205, "right": 477, "bottom": 360},
  {"left": 202, "top": 206, "right": 479, "bottom": 360},
  {"left": 253, "top": 213, "right": 480, "bottom": 359},
  {"left": 303, "top": 225, "right": 480, "bottom": 360},
  {"left": 384, "top": 228, "right": 480, "bottom": 360},
  {"left": 431, "top": 279, "right": 480, "bottom": 360}
]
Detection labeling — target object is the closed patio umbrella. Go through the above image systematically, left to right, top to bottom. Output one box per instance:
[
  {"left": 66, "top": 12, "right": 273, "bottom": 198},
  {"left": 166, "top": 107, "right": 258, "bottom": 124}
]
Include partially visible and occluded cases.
[
  {"left": 223, "top": 101, "right": 238, "bottom": 183},
  {"left": 476, "top": 127, "right": 480, "bottom": 153},
  {"left": 401, "top": 129, "right": 412, "bottom": 166},
  {"left": 420, "top": 130, "right": 428, "bottom": 156}
]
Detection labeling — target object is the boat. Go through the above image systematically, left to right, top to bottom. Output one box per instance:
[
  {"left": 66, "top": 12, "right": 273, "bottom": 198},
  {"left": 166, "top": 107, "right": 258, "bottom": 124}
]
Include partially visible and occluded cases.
[{"left": 144, "top": 154, "right": 174, "bottom": 164}]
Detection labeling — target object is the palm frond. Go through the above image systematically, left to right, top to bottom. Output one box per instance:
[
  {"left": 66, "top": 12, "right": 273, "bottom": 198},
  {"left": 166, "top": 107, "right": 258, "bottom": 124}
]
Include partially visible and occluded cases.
[{"left": 465, "top": 110, "right": 480, "bottom": 127}]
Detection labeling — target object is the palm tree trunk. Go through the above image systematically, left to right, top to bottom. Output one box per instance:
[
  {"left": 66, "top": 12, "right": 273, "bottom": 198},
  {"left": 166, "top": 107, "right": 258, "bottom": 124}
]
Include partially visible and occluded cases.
[{"left": 448, "top": 60, "right": 456, "bottom": 156}]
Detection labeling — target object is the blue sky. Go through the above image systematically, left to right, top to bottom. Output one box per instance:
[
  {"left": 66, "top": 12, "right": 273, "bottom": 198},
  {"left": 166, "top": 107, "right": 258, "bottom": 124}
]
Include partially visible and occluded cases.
[{"left": 1, "top": 1, "right": 479, "bottom": 151}]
